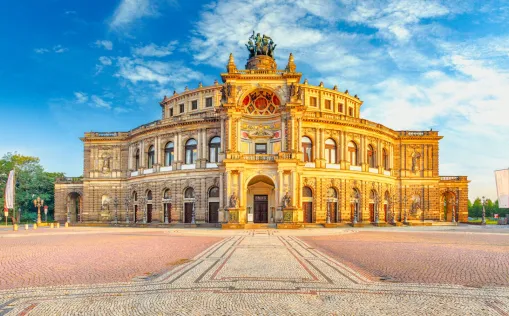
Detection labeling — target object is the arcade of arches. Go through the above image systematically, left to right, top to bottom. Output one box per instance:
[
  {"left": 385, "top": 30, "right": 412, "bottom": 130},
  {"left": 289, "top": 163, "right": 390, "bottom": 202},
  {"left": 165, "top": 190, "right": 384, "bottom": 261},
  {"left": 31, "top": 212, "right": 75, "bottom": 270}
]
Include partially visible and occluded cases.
[{"left": 54, "top": 34, "right": 469, "bottom": 225}]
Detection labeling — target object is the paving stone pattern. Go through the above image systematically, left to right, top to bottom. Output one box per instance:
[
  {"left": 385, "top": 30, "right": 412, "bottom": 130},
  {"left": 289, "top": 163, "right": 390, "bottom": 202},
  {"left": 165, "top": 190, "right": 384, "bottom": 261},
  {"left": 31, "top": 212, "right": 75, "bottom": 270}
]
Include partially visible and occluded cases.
[
  {"left": 0, "top": 228, "right": 508, "bottom": 315},
  {"left": 301, "top": 231, "right": 509, "bottom": 287}
]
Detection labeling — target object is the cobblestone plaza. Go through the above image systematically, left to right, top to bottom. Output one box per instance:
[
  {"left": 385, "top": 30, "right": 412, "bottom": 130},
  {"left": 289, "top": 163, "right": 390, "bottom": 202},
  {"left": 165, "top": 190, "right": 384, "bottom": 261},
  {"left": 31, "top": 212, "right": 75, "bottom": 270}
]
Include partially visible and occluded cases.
[{"left": 1, "top": 225, "right": 508, "bottom": 315}]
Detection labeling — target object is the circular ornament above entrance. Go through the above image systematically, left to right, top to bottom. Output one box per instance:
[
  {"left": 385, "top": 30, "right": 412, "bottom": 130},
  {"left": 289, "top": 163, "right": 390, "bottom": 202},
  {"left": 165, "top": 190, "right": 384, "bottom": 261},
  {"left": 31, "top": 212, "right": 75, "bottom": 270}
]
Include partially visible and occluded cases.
[{"left": 243, "top": 90, "right": 280, "bottom": 115}]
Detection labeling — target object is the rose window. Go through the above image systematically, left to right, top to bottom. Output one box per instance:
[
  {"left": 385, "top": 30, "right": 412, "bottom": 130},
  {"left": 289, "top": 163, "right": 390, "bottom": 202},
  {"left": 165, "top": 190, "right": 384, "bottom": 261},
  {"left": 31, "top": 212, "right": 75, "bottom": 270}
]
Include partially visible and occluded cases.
[{"left": 243, "top": 90, "right": 280, "bottom": 115}]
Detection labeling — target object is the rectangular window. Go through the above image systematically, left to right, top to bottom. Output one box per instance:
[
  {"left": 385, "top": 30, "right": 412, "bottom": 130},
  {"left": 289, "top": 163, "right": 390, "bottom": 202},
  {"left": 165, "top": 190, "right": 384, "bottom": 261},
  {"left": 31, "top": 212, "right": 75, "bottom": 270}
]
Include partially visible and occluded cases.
[
  {"left": 205, "top": 97, "right": 213, "bottom": 107},
  {"left": 310, "top": 97, "right": 317, "bottom": 107},
  {"left": 325, "top": 99, "right": 331, "bottom": 110},
  {"left": 191, "top": 100, "right": 198, "bottom": 110},
  {"left": 179, "top": 103, "right": 185, "bottom": 113},
  {"left": 338, "top": 103, "right": 343, "bottom": 113},
  {"left": 349, "top": 107, "right": 353, "bottom": 116},
  {"left": 169, "top": 108, "right": 173, "bottom": 117},
  {"left": 255, "top": 143, "right": 267, "bottom": 154}
]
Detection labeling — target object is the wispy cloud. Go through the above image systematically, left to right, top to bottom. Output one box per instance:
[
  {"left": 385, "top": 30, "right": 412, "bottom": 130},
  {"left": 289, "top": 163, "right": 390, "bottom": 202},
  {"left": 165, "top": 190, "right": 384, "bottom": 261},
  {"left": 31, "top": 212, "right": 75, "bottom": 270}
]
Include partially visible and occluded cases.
[
  {"left": 109, "top": 0, "right": 176, "bottom": 30},
  {"left": 94, "top": 40, "right": 113, "bottom": 50},
  {"left": 132, "top": 41, "right": 178, "bottom": 57},
  {"left": 34, "top": 45, "right": 69, "bottom": 54},
  {"left": 73, "top": 92, "right": 112, "bottom": 109},
  {"left": 74, "top": 92, "right": 88, "bottom": 104},
  {"left": 90, "top": 95, "right": 112, "bottom": 109}
]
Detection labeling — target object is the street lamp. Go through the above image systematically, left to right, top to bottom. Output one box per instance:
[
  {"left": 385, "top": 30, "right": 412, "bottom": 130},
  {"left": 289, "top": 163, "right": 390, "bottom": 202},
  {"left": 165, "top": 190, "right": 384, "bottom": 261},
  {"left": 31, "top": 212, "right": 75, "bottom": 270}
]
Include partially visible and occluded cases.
[
  {"left": 350, "top": 193, "right": 359, "bottom": 224},
  {"left": 403, "top": 194, "right": 408, "bottom": 224},
  {"left": 390, "top": 195, "right": 396, "bottom": 224},
  {"left": 113, "top": 196, "right": 119, "bottom": 224},
  {"left": 124, "top": 196, "right": 131, "bottom": 224},
  {"left": 140, "top": 196, "right": 147, "bottom": 224},
  {"left": 449, "top": 196, "right": 456, "bottom": 223},
  {"left": 481, "top": 196, "right": 486, "bottom": 225},
  {"left": 33, "top": 197, "right": 44, "bottom": 224},
  {"left": 326, "top": 198, "right": 331, "bottom": 224},
  {"left": 66, "top": 200, "right": 71, "bottom": 224}
]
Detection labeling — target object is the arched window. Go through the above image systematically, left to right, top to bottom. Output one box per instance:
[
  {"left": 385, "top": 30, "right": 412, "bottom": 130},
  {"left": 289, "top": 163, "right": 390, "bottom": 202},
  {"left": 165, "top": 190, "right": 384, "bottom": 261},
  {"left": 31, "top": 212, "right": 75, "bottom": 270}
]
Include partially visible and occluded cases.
[
  {"left": 301, "top": 136, "right": 313, "bottom": 162},
  {"left": 209, "top": 137, "right": 220, "bottom": 163},
  {"left": 325, "top": 138, "right": 337, "bottom": 164},
  {"left": 185, "top": 139, "right": 198, "bottom": 164},
  {"left": 164, "top": 142, "right": 174, "bottom": 166},
  {"left": 348, "top": 142, "right": 358, "bottom": 166},
  {"left": 368, "top": 145, "right": 376, "bottom": 168},
  {"left": 147, "top": 146, "right": 155, "bottom": 168},
  {"left": 382, "top": 148, "right": 389, "bottom": 170},
  {"left": 135, "top": 149, "right": 140, "bottom": 169},
  {"left": 303, "top": 186, "right": 313, "bottom": 198},
  {"left": 184, "top": 187, "right": 195, "bottom": 198},
  {"left": 209, "top": 187, "right": 219, "bottom": 198},
  {"left": 327, "top": 187, "right": 338, "bottom": 198},
  {"left": 163, "top": 189, "right": 171, "bottom": 200},
  {"left": 147, "top": 190, "right": 153, "bottom": 201},
  {"left": 132, "top": 191, "right": 137, "bottom": 202}
]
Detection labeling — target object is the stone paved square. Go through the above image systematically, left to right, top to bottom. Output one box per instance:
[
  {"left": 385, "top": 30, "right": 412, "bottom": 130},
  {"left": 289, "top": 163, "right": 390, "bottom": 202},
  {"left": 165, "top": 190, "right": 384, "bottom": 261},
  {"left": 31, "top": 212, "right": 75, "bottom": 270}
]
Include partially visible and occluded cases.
[{"left": 0, "top": 225, "right": 508, "bottom": 315}]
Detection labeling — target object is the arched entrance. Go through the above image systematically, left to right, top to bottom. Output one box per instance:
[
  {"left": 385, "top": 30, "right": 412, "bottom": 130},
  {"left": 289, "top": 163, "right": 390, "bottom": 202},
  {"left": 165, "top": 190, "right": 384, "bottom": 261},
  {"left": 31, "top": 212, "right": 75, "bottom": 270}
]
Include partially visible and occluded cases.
[
  {"left": 246, "top": 175, "right": 275, "bottom": 223},
  {"left": 302, "top": 186, "right": 313, "bottom": 223},
  {"left": 183, "top": 187, "right": 195, "bottom": 223},
  {"left": 208, "top": 187, "right": 220, "bottom": 223},
  {"left": 326, "top": 187, "right": 339, "bottom": 223},
  {"left": 162, "top": 189, "right": 172, "bottom": 224},
  {"left": 146, "top": 190, "right": 153, "bottom": 223},
  {"left": 369, "top": 190, "right": 378, "bottom": 223},
  {"left": 442, "top": 190, "right": 457, "bottom": 222},
  {"left": 132, "top": 191, "right": 138, "bottom": 223},
  {"left": 67, "top": 192, "right": 82, "bottom": 222}
]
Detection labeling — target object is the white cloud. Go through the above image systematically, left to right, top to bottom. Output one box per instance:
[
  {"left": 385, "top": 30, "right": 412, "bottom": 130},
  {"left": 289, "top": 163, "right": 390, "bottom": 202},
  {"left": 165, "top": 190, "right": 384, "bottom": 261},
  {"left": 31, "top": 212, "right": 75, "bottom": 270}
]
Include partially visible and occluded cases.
[
  {"left": 110, "top": 0, "right": 174, "bottom": 29},
  {"left": 94, "top": 40, "right": 113, "bottom": 50},
  {"left": 132, "top": 41, "right": 178, "bottom": 57},
  {"left": 53, "top": 45, "right": 69, "bottom": 53},
  {"left": 34, "top": 48, "right": 50, "bottom": 54},
  {"left": 99, "top": 56, "right": 113, "bottom": 65},
  {"left": 115, "top": 57, "right": 202, "bottom": 85},
  {"left": 74, "top": 92, "right": 88, "bottom": 104},
  {"left": 90, "top": 95, "right": 112, "bottom": 109}
]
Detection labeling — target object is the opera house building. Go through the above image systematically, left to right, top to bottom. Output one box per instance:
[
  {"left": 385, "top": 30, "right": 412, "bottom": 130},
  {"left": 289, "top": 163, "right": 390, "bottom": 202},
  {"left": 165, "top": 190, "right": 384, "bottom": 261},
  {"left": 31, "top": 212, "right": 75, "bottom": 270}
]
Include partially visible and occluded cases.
[{"left": 55, "top": 34, "right": 469, "bottom": 227}]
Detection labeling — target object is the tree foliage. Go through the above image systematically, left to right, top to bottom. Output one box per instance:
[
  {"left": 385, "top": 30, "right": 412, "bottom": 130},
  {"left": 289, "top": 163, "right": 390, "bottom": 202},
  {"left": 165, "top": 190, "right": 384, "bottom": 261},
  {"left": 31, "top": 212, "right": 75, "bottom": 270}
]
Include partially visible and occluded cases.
[
  {"left": 0, "top": 153, "right": 64, "bottom": 223},
  {"left": 468, "top": 197, "right": 509, "bottom": 218}
]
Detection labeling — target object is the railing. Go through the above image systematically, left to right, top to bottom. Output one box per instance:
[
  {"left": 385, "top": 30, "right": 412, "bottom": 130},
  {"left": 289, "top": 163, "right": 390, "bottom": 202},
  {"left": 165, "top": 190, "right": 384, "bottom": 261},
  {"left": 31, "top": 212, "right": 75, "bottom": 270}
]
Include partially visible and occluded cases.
[
  {"left": 236, "top": 69, "right": 288, "bottom": 75},
  {"left": 398, "top": 131, "right": 439, "bottom": 137},
  {"left": 84, "top": 132, "right": 129, "bottom": 138},
  {"left": 278, "top": 152, "right": 294, "bottom": 159},
  {"left": 243, "top": 154, "right": 276, "bottom": 162},
  {"left": 440, "top": 176, "right": 467, "bottom": 181},
  {"left": 56, "top": 177, "right": 83, "bottom": 184}
]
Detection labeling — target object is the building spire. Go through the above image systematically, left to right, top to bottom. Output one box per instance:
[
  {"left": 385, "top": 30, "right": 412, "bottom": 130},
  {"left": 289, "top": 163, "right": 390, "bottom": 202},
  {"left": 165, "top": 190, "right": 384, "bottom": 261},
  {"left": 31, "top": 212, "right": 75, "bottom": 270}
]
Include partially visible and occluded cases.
[
  {"left": 227, "top": 53, "right": 238, "bottom": 73},
  {"left": 285, "top": 53, "right": 296, "bottom": 72}
]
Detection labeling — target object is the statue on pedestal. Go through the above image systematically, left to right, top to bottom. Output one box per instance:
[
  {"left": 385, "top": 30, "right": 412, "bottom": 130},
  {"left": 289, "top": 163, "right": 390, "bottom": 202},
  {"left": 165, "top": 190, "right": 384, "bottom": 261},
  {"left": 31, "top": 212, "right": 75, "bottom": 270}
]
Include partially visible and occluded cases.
[
  {"left": 229, "top": 192, "right": 238, "bottom": 208},
  {"left": 282, "top": 192, "right": 291, "bottom": 208}
]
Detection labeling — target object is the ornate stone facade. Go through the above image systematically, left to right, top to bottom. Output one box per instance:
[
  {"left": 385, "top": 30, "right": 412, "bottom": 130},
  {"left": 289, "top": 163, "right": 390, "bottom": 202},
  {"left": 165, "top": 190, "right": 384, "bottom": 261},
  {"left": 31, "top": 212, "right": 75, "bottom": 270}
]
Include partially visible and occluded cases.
[{"left": 55, "top": 35, "right": 469, "bottom": 225}]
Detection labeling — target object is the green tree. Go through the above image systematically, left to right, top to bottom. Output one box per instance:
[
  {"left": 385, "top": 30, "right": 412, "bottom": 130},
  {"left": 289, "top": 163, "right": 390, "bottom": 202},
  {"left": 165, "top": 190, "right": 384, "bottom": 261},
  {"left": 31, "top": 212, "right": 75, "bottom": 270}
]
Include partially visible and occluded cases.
[
  {"left": 0, "top": 152, "right": 64, "bottom": 223},
  {"left": 469, "top": 197, "right": 482, "bottom": 218}
]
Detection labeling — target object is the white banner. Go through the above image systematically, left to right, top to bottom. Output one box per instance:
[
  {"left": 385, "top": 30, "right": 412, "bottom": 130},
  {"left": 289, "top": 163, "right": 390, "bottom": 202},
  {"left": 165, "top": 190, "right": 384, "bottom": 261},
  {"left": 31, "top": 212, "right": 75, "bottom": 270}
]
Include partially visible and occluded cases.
[
  {"left": 495, "top": 169, "right": 509, "bottom": 208},
  {"left": 4, "top": 170, "right": 15, "bottom": 209}
]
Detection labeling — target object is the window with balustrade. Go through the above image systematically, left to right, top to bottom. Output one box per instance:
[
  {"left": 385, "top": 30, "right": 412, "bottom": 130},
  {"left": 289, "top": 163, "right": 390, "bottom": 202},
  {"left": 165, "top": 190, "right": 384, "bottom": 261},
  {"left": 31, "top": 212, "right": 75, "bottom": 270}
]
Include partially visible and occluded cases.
[
  {"left": 302, "top": 136, "right": 313, "bottom": 162},
  {"left": 209, "top": 137, "right": 220, "bottom": 163},
  {"left": 325, "top": 138, "right": 337, "bottom": 164},
  {"left": 185, "top": 139, "right": 198, "bottom": 164},
  {"left": 348, "top": 141, "right": 358, "bottom": 165},
  {"left": 164, "top": 142, "right": 174, "bottom": 166},
  {"left": 368, "top": 145, "right": 376, "bottom": 168},
  {"left": 147, "top": 146, "right": 155, "bottom": 168},
  {"left": 382, "top": 148, "right": 389, "bottom": 170},
  {"left": 135, "top": 149, "right": 140, "bottom": 169}
]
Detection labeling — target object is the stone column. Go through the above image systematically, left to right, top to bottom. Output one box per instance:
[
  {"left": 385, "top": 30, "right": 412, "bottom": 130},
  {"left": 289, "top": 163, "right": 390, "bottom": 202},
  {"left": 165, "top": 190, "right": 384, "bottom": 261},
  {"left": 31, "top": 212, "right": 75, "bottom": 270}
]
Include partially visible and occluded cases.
[
  {"left": 220, "top": 118, "right": 225, "bottom": 153},
  {"left": 281, "top": 118, "right": 286, "bottom": 152},
  {"left": 239, "top": 171, "right": 244, "bottom": 207},
  {"left": 219, "top": 172, "right": 224, "bottom": 209}
]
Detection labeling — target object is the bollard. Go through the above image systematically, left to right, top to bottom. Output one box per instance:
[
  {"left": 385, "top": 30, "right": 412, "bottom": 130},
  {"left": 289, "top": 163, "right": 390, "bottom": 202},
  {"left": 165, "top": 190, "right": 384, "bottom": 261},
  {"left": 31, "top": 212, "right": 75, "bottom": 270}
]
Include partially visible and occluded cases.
[
  {"left": 56, "top": 222, "right": 60, "bottom": 228},
  {"left": 65, "top": 222, "right": 69, "bottom": 228},
  {"left": 33, "top": 223, "right": 37, "bottom": 230},
  {"left": 50, "top": 223, "right": 54, "bottom": 229},
  {"left": 13, "top": 224, "right": 18, "bottom": 231},
  {"left": 25, "top": 224, "right": 28, "bottom": 230}
]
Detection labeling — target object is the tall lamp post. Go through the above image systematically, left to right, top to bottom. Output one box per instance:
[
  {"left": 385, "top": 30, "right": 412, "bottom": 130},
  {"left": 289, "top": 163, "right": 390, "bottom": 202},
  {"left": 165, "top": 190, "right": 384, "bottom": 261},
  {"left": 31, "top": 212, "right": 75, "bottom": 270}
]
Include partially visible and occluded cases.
[
  {"left": 350, "top": 193, "right": 359, "bottom": 224},
  {"left": 403, "top": 194, "right": 408, "bottom": 224},
  {"left": 390, "top": 195, "right": 396, "bottom": 224},
  {"left": 449, "top": 195, "right": 456, "bottom": 223},
  {"left": 113, "top": 196, "right": 119, "bottom": 224},
  {"left": 124, "top": 196, "right": 131, "bottom": 224},
  {"left": 140, "top": 196, "right": 147, "bottom": 224},
  {"left": 481, "top": 196, "right": 486, "bottom": 225},
  {"left": 33, "top": 197, "right": 44, "bottom": 224},
  {"left": 66, "top": 200, "right": 71, "bottom": 224},
  {"left": 191, "top": 201, "right": 196, "bottom": 224}
]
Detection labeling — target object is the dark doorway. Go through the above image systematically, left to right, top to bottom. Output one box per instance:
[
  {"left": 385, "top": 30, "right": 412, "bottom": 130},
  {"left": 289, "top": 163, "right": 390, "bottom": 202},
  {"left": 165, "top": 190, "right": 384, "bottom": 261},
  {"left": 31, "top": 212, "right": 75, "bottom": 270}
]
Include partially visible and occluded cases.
[
  {"left": 254, "top": 195, "right": 268, "bottom": 223},
  {"left": 209, "top": 202, "right": 219, "bottom": 223},
  {"left": 303, "top": 202, "right": 313, "bottom": 223},
  {"left": 328, "top": 202, "right": 337, "bottom": 223},
  {"left": 165, "top": 203, "right": 172, "bottom": 223},
  {"left": 184, "top": 203, "right": 193, "bottom": 223},
  {"left": 147, "top": 204, "right": 152, "bottom": 223},
  {"left": 369, "top": 204, "right": 375, "bottom": 222},
  {"left": 384, "top": 204, "right": 388, "bottom": 222},
  {"left": 134, "top": 205, "right": 138, "bottom": 223}
]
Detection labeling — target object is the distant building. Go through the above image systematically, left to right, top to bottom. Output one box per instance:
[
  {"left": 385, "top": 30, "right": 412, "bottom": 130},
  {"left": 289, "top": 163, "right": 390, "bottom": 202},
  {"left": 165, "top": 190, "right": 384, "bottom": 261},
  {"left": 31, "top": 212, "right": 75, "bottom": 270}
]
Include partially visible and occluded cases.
[{"left": 55, "top": 34, "right": 469, "bottom": 226}]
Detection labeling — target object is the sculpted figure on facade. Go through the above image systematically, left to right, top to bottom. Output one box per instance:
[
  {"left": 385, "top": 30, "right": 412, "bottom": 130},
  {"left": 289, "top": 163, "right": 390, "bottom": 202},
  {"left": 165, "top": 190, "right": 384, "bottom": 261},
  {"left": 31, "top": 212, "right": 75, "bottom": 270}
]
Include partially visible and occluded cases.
[
  {"left": 246, "top": 31, "right": 277, "bottom": 58},
  {"left": 412, "top": 151, "right": 421, "bottom": 173},
  {"left": 281, "top": 191, "right": 291, "bottom": 208},
  {"left": 229, "top": 192, "right": 239, "bottom": 208}
]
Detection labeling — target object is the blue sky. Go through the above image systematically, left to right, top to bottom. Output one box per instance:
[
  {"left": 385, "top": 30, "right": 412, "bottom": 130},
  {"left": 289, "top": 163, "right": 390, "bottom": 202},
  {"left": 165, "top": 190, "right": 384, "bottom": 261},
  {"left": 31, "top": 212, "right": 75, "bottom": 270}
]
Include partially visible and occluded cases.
[{"left": 1, "top": 0, "right": 508, "bottom": 200}]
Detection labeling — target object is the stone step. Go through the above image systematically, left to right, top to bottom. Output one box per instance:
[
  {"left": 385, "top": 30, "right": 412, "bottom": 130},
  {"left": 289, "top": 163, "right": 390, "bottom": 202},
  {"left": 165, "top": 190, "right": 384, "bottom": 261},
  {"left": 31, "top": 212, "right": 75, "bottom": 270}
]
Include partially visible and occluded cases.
[{"left": 244, "top": 223, "right": 277, "bottom": 229}]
